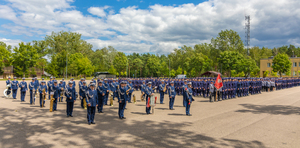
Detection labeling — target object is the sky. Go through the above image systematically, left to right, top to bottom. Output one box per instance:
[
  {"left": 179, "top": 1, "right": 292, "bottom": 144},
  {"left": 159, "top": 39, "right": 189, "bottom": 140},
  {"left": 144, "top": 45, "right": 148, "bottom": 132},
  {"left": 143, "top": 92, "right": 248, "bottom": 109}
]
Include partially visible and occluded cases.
[{"left": 0, "top": 0, "right": 299, "bottom": 54}]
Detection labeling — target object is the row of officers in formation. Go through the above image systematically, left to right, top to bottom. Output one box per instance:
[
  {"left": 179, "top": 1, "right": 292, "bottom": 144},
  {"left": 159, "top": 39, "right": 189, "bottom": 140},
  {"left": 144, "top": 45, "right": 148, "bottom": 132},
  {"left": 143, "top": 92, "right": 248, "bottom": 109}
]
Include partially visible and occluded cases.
[{"left": 5, "top": 77, "right": 300, "bottom": 125}]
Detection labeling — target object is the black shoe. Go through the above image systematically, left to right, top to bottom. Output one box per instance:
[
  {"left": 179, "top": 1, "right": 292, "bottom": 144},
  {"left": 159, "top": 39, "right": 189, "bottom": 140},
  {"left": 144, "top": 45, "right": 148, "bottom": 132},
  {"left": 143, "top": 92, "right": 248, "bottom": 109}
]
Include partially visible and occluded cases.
[
  {"left": 100, "top": 111, "right": 104, "bottom": 113},
  {"left": 186, "top": 114, "right": 192, "bottom": 116},
  {"left": 67, "top": 115, "right": 69, "bottom": 117},
  {"left": 70, "top": 115, "right": 73, "bottom": 117},
  {"left": 119, "top": 117, "right": 123, "bottom": 119},
  {"left": 122, "top": 117, "right": 126, "bottom": 119},
  {"left": 88, "top": 122, "right": 91, "bottom": 125},
  {"left": 91, "top": 122, "right": 96, "bottom": 124}
]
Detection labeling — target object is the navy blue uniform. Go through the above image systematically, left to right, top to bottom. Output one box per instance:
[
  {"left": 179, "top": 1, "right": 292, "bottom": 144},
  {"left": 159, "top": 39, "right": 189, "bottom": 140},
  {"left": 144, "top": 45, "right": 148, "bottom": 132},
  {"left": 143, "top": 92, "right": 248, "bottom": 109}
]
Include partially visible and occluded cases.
[
  {"left": 11, "top": 80, "right": 19, "bottom": 99},
  {"left": 19, "top": 81, "right": 27, "bottom": 101},
  {"left": 29, "top": 81, "right": 35, "bottom": 104},
  {"left": 52, "top": 85, "right": 59, "bottom": 111},
  {"left": 97, "top": 85, "right": 105, "bottom": 113},
  {"left": 65, "top": 86, "right": 76, "bottom": 116},
  {"left": 117, "top": 86, "right": 127, "bottom": 118},
  {"left": 168, "top": 86, "right": 176, "bottom": 109},
  {"left": 86, "top": 89, "right": 98, "bottom": 123}
]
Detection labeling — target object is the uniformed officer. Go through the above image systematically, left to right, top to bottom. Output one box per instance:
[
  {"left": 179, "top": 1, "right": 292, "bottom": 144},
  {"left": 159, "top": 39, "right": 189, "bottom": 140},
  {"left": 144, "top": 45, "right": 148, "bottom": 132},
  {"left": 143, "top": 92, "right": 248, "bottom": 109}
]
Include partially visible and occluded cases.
[
  {"left": 6, "top": 76, "right": 11, "bottom": 96},
  {"left": 11, "top": 77, "right": 19, "bottom": 99},
  {"left": 34, "top": 77, "right": 39, "bottom": 99},
  {"left": 47, "top": 77, "right": 53, "bottom": 100},
  {"left": 19, "top": 78, "right": 27, "bottom": 102},
  {"left": 29, "top": 78, "right": 35, "bottom": 104},
  {"left": 70, "top": 78, "right": 76, "bottom": 88},
  {"left": 103, "top": 79, "right": 110, "bottom": 105},
  {"left": 110, "top": 79, "right": 116, "bottom": 100},
  {"left": 237, "top": 79, "right": 241, "bottom": 97},
  {"left": 58, "top": 80, "right": 65, "bottom": 102},
  {"left": 127, "top": 80, "right": 134, "bottom": 103},
  {"left": 141, "top": 80, "right": 146, "bottom": 100},
  {"left": 159, "top": 80, "right": 166, "bottom": 104},
  {"left": 182, "top": 80, "right": 188, "bottom": 107},
  {"left": 39, "top": 81, "right": 47, "bottom": 107},
  {"left": 52, "top": 81, "right": 59, "bottom": 111},
  {"left": 65, "top": 81, "right": 77, "bottom": 117},
  {"left": 80, "top": 81, "right": 88, "bottom": 109},
  {"left": 97, "top": 81, "right": 105, "bottom": 113},
  {"left": 118, "top": 81, "right": 127, "bottom": 119},
  {"left": 168, "top": 81, "right": 176, "bottom": 110},
  {"left": 209, "top": 81, "right": 214, "bottom": 102},
  {"left": 145, "top": 82, "right": 153, "bottom": 114},
  {"left": 185, "top": 82, "right": 193, "bottom": 116},
  {"left": 86, "top": 83, "right": 98, "bottom": 125}
]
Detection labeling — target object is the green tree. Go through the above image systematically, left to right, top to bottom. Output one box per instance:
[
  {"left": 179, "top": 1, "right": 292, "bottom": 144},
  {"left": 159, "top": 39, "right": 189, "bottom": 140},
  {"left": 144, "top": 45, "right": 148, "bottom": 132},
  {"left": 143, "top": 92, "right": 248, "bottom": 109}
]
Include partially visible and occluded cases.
[
  {"left": 211, "top": 29, "right": 246, "bottom": 55},
  {"left": 12, "top": 42, "right": 38, "bottom": 77},
  {"left": 0, "top": 43, "right": 11, "bottom": 74},
  {"left": 218, "top": 51, "right": 244, "bottom": 77},
  {"left": 113, "top": 52, "right": 128, "bottom": 77},
  {"left": 272, "top": 53, "right": 292, "bottom": 77},
  {"left": 108, "top": 65, "right": 117, "bottom": 75},
  {"left": 176, "top": 66, "right": 182, "bottom": 75},
  {"left": 170, "top": 69, "right": 176, "bottom": 77},
  {"left": 263, "top": 70, "right": 269, "bottom": 77}
]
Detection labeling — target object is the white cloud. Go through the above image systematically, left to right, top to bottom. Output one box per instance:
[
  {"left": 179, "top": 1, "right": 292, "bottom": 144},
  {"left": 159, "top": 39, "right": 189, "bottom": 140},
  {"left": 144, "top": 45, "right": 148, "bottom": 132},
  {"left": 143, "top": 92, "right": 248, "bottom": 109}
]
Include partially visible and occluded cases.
[
  {"left": 0, "top": 0, "right": 299, "bottom": 54},
  {"left": 88, "top": 6, "right": 110, "bottom": 17},
  {"left": 0, "top": 38, "right": 23, "bottom": 48}
]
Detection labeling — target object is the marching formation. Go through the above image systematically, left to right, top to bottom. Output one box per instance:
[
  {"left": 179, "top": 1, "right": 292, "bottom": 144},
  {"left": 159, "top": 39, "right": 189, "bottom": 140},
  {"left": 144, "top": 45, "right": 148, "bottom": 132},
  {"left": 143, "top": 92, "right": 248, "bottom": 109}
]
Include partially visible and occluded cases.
[{"left": 4, "top": 76, "right": 300, "bottom": 125}]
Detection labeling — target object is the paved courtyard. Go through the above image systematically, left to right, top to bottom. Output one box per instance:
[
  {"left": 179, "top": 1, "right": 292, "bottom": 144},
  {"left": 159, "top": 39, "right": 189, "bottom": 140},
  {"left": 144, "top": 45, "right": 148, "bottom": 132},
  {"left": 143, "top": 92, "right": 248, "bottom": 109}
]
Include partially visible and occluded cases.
[{"left": 0, "top": 80, "right": 299, "bottom": 148}]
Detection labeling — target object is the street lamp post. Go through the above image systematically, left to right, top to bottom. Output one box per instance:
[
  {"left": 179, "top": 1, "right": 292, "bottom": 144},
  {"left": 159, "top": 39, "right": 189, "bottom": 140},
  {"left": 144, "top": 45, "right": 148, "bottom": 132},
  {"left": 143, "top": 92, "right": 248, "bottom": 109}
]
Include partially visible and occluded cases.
[{"left": 292, "top": 51, "right": 294, "bottom": 77}]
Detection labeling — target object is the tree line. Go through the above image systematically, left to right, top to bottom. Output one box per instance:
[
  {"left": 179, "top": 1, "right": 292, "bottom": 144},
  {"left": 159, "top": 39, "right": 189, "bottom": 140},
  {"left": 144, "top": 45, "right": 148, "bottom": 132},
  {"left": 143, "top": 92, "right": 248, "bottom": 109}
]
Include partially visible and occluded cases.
[{"left": 0, "top": 30, "right": 297, "bottom": 78}]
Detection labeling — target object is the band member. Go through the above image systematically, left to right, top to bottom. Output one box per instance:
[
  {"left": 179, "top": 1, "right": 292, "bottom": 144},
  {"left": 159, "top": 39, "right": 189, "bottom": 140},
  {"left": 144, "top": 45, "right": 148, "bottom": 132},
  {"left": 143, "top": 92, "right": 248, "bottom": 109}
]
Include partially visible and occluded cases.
[
  {"left": 6, "top": 76, "right": 11, "bottom": 96},
  {"left": 12, "top": 77, "right": 19, "bottom": 99},
  {"left": 34, "top": 77, "right": 39, "bottom": 100},
  {"left": 47, "top": 77, "right": 53, "bottom": 100},
  {"left": 19, "top": 78, "right": 27, "bottom": 102},
  {"left": 29, "top": 78, "right": 35, "bottom": 104},
  {"left": 70, "top": 78, "right": 76, "bottom": 88},
  {"left": 103, "top": 79, "right": 110, "bottom": 105},
  {"left": 110, "top": 79, "right": 116, "bottom": 100},
  {"left": 113, "top": 79, "right": 119, "bottom": 100},
  {"left": 58, "top": 80, "right": 65, "bottom": 102},
  {"left": 127, "top": 80, "right": 133, "bottom": 103},
  {"left": 159, "top": 80, "right": 166, "bottom": 104},
  {"left": 182, "top": 80, "right": 187, "bottom": 107},
  {"left": 39, "top": 81, "right": 47, "bottom": 107},
  {"left": 52, "top": 81, "right": 59, "bottom": 111},
  {"left": 65, "top": 81, "right": 76, "bottom": 117},
  {"left": 80, "top": 81, "right": 88, "bottom": 109},
  {"left": 97, "top": 81, "right": 105, "bottom": 113},
  {"left": 118, "top": 81, "right": 127, "bottom": 119},
  {"left": 141, "top": 81, "right": 146, "bottom": 100},
  {"left": 168, "top": 81, "right": 176, "bottom": 110},
  {"left": 209, "top": 81, "right": 214, "bottom": 102},
  {"left": 145, "top": 82, "right": 153, "bottom": 114},
  {"left": 185, "top": 82, "right": 193, "bottom": 116},
  {"left": 86, "top": 83, "right": 98, "bottom": 125}
]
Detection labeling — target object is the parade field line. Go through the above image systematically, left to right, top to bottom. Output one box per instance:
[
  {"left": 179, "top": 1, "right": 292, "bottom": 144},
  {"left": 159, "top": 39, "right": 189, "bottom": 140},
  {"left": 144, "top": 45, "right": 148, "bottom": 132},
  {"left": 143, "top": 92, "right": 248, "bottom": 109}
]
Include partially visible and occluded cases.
[{"left": 0, "top": 80, "right": 300, "bottom": 148}]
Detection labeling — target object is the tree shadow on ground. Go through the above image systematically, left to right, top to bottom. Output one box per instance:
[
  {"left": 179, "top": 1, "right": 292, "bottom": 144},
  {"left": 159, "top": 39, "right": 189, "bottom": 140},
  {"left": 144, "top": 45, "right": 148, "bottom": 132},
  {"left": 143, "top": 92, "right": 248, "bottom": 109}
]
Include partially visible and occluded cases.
[
  {"left": 236, "top": 104, "right": 300, "bottom": 115},
  {"left": 0, "top": 106, "right": 267, "bottom": 148}
]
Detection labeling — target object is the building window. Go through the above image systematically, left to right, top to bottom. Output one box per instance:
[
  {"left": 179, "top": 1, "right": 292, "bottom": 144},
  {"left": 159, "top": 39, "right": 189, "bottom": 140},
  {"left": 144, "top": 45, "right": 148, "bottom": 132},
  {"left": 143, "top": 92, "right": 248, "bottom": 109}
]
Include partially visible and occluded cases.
[
  {"left": 294, "top": 62, "right": 297, "bottom": 67},
  {"left": 267, "top": 63, "right": 271, "bottom": 67},
  {"left": 272, "top": 63, "right": 274, "bottom": 66},
  {"left": 294, "top": 71, "right": 297, "bottom": 76}
]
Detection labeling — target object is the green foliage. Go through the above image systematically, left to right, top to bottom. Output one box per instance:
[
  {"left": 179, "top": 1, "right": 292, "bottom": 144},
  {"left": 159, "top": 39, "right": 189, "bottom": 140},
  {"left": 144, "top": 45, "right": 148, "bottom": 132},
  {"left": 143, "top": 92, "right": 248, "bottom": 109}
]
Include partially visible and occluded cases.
[
  {"left": 0, "top": 42, "right": 11, "bottom": 74},
  {"left": 12, "top": 42, "right": 38, "bottom": 77},
  {"left": 113, "top": 52, "right": 128, "bottom": 76},
  {"left": 272, "top": 53, "right": 292, "bottom": 77},
  {"left": 108, "top": 65, "right": 117, "bottom": 75},
  {"left": 176, "top": 66, "right": 182, "bottom": 75},
  {"left": 170, "top": 69, "right": 176, "bottom": 77},
  {"left": 263, "top": 70, "right": 269, "bottom": 77},
  {"left": 271, "top": 71, "right": 278, "bottom": 77}
]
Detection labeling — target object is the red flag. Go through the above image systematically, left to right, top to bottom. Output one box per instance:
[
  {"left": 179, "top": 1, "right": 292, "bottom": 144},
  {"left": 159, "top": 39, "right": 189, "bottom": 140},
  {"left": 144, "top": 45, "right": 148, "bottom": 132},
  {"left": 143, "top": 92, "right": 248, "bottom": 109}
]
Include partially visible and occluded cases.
[
  {"left": 214, "top": 74, "right": 223, "bottom": 90},
  {"left": 147, "top": 97, "right": 150, "bottom": 108}
]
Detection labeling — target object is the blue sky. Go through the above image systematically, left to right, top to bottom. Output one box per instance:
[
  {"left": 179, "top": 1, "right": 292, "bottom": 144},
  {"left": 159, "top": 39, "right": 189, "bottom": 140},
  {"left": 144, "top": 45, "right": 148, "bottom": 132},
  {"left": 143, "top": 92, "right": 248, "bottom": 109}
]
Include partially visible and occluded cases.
[{"left": 0, "top": 0, "right": 299, "bottom": 54}]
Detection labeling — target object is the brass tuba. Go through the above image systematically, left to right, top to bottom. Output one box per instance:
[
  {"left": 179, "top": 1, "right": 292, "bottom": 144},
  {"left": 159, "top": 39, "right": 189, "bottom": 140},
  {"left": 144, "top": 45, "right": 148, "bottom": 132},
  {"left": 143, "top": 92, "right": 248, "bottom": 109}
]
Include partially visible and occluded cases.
[
  {"left": 126, "top": 85, "right": 131, "bottom": 95},
  {"left": 109, "top": 91, "right": 114, "bottom": 106},
  {"left": 49, "top": 92, "right": 54, "bottom": 112}
]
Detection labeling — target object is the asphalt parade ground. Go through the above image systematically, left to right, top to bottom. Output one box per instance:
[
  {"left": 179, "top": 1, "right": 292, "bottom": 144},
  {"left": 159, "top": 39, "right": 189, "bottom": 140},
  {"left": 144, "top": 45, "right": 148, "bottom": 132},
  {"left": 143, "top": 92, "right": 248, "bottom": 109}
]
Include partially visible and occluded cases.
[{"left": 0, "top": 80, "right": 300, "bottom": 148}]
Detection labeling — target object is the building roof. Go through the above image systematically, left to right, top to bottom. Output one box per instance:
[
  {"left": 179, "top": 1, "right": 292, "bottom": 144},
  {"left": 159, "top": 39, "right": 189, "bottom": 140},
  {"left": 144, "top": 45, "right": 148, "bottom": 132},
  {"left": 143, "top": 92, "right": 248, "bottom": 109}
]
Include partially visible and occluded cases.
[{"left": 201, "top": 71, "right": 222, "bottom": 77}]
